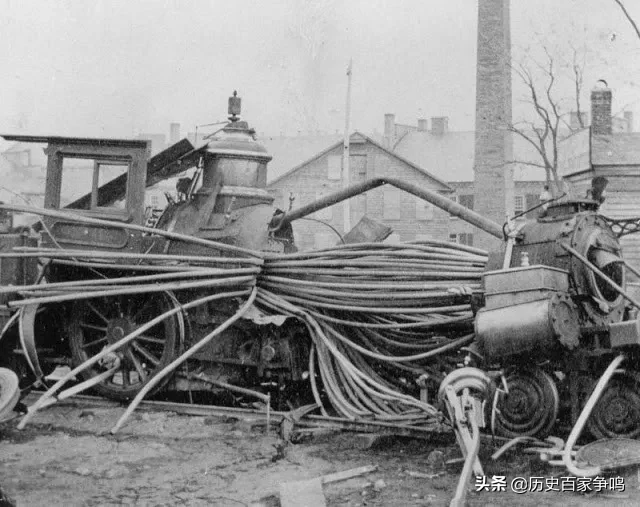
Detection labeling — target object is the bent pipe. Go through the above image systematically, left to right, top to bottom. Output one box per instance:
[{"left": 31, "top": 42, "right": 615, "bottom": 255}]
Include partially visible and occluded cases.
[
  {"left": 270, "top": 177, "right": 504, "bottom": 240},
  {"left": 111, "top": 287, "right": 258, "bottom": 433},
  {"left": 17, "top": 289, "right": 250, "bottom": 429}
]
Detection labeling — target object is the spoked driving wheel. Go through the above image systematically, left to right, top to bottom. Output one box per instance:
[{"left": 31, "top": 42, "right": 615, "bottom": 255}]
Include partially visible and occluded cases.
[
  {"left": 69, "top": 292, "right": 184, "bottom": 400},
  {"left": 0, "top": 367, "right": 20, "bottom": 421},
  {"left": 493, "top": 367, "right": 559, "bottom": 438},
  {"left": 587, "top": 371, "right": 640, "bottom": 440}
]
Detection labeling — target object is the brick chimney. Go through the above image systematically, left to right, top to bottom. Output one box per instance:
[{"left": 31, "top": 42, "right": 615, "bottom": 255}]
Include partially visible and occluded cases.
[
  {"left": 473, "top": 0, "right": 514, "bottom": 251},
  {"left": 591, "top": 86, "right": 612, "bottom": 135},
  {"left": 384, "top": 113, "right": 396, "bottom": 147},
  {"left": 431, "top": 116, "right": 449, "bottom": 135},
  {"left": 417, "top": 118, "right": 428, "bottom": 132},
  {"left": 169, "top": 122, "right": 181, "bottom": 144}
]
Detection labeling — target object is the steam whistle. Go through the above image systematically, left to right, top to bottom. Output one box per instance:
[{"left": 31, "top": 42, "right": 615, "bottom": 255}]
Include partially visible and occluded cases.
[{"left": 228, "top": 91, "right": 241, "bottom": 122}]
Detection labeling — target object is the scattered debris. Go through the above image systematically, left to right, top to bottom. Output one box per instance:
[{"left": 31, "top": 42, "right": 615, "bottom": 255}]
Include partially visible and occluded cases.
[
  {"left": 78, "top": 410, "right": 95, "bottom": 421},
  {"left": 271, "top": 441, "right": 288, "bottom": 463},
  {"left": 426, "top": 449, "right": 446, "bottom": 470},
  {"left": 319, "top": 465, "right": 378, "bottom": 485},
  {"left": 73, "top": 467, "right": 91, "bottom": 477},
  {"left": 405, "top": 470, "right": 442, "bottom": 479},
  {"left": 373, "top": 479, "right": 386, "bottom": 491}
]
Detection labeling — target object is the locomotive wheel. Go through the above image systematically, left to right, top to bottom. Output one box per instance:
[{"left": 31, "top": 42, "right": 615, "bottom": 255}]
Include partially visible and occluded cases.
[
  {"left": 68, "top": 292, "right": 183, "bottom": 401},
  {"left": 0, "top": 367, "right": 20, "bottom": 421},
  {"left": 493, "top": 368, "right": 559, "bottom": 439},
  {"left": 586, "top": 371, "right": 640, "bottom": 440}
]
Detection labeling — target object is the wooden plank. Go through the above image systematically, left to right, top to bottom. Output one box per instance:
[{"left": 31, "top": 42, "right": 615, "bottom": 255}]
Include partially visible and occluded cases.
[
  {"left": 321, "top": 465, "right": 378, "bottom": 484},
  {"left": 278, "top": 466, "right": 376, "bottom": 507},
  {"left": 280, "top": 478, "right": 326, "bottom": 507}
]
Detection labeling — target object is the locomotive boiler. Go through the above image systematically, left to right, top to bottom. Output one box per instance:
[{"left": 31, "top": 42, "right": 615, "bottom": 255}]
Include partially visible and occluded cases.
[{"left": 474, "top": 194, "right": 640, "bottom": 440}]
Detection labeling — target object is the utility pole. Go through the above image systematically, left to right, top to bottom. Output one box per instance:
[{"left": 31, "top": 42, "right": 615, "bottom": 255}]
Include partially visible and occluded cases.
[{"left": 342, "top": 59, "right": 353, "bottom": 235}]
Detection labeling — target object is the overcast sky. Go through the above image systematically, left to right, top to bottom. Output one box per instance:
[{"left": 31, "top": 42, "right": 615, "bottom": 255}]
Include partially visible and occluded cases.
[{"left": 1, "top": 0, "right": 639, "bottom": 143}]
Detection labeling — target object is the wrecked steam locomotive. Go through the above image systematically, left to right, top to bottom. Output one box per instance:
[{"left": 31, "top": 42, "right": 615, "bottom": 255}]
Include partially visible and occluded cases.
[
  {"left": 0, "top": 93, "right": 309, "bottom": 409},
  {"left": 1, "top": 93, "right": 640, "bottom": 441},
  {"left": 477, "top": 195, "right": 640, "bottom": 440}
]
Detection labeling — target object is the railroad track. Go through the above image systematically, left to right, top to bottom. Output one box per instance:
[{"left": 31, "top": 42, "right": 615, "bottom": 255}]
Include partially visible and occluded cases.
[{"left": 14, "top": 392, "right": 447, "bottom": 440}]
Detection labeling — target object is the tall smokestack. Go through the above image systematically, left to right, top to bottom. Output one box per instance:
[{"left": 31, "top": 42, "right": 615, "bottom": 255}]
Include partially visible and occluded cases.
[{"left": 473, "top": 0, "right": 514, "bottom": 250}]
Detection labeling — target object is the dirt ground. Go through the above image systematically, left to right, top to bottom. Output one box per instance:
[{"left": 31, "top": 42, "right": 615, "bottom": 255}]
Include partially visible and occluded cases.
[{"left": 1, "top": 399, "right": 640, "bottom": 507}]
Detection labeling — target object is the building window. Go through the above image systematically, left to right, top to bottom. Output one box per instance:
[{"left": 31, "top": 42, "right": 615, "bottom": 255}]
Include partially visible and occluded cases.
[
  {"left": 327, "top": 155, "right": 341, "bottom": 180},
  {"left": 351, "top": 155, "right": 367, "bottom": 175},
  {"left": 383, "top": 188, "right": 401, "bottom": 220},
  {"left": 314, "top": 191, "right": 332, "bottom": 220},
  {"left": 150, "top": 194, "right": 160, "bottom": 207},
  {"left": 459, "top": 194, "right": 474, "bottom": 210},
  {"left": 514, "top": 195, "right": 525, "bottom": 214},
  {"left": 415, "top": 197, "right": 434, "bottom": 220},
  {"left": 450, "top": 233, "right": 473, "bottom": 246},
  {"left": 459, "top": 233, "right": 474, "bottom": 246}
]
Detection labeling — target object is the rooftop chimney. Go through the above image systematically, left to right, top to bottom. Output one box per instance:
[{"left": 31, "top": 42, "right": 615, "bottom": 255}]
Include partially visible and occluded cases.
[
  {"left": 591, "top": 86, "right": 612, "bottom": 135},
  {"left": 384, "top": 113, "right": 396, "bottom": 147},
  {"left": 431, "top": 116, "right": 449, "bottom": 135},
  {"left": 417, "top": 118, "right": 428, "bottom": 132},
  {"left": 169, "top": 122, "right": 181, "bottom": 144}
]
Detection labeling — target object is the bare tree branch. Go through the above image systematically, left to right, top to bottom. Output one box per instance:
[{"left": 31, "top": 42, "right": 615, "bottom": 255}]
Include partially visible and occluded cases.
[
  {"left": 614, "top": 0, "right": 640, "bottom": 40},
  {"left": 508, "top": 41, "right": 587, "bottom": 194},
  {"left": 571, "top": 46, "right": 586, "bottom": 128},
  {"left": 504, "top": 160, "right": 548, "bottom": 170}
]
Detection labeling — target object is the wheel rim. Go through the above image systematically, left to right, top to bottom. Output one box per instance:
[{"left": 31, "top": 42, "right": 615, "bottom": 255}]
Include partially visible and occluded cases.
[
  {"left": 69, "top": 292, "right": 182, "bottom": 400},
  {"left": 0, "top": 367, "right": 20, "bottom": 421},
  {"left": 494, "top": 368, "right": 559, "bottom": 438},
  {"left": 587, "top": 371, "right": 640, "bottom": 439}
]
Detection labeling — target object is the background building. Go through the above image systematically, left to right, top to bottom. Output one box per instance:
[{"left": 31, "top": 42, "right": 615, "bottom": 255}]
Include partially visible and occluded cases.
[
  {"left": 560, "top": 86, "right": 640, "bottom": 268},
  {"left": 374, "top": 113, "right": 545, "bottom": 248},
  {"left": 267, "top": 132, "right": 453, "bottom": 250}
]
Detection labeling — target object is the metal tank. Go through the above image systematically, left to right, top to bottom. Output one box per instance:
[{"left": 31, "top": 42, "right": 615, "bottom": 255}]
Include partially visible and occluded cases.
[{"left": 158, "top": 92, "right": 289, "bottom": 255}]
